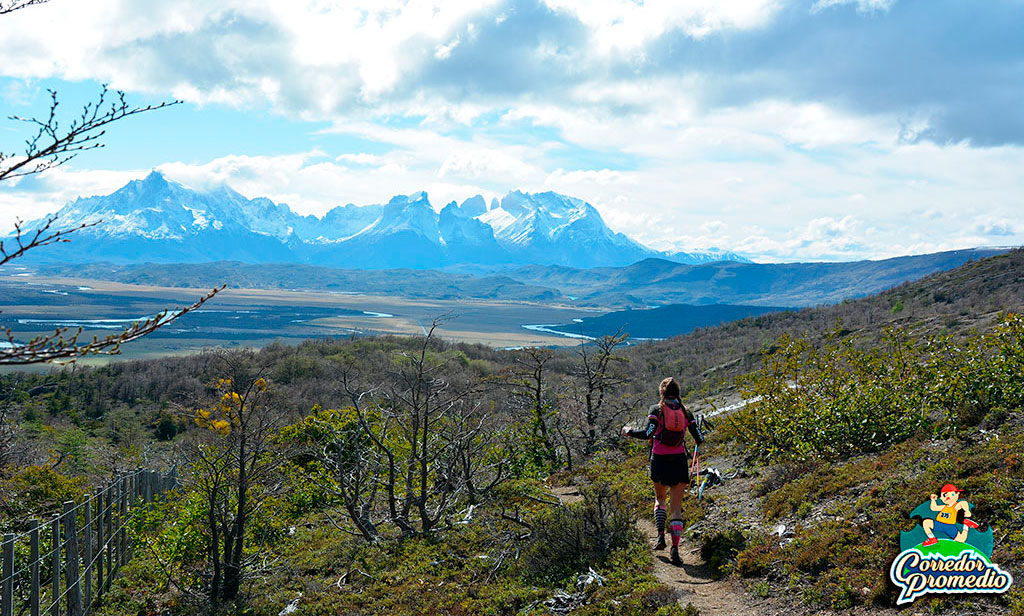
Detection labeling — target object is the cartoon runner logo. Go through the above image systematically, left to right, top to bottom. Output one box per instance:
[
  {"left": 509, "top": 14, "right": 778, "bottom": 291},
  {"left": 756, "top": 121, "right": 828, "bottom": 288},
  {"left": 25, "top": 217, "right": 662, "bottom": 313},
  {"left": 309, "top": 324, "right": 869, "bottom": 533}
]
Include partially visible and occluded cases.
[{"left": 890, "top": 483, "right": 1013, "bottom": 605}]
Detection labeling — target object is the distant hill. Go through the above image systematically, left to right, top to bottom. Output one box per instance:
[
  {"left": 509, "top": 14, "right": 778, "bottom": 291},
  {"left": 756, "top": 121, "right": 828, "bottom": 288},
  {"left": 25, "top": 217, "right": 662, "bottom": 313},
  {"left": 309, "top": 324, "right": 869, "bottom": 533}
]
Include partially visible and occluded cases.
[
  {"left": 13, "top": 172, "right": 746, "bottom": 270},
  {"left": 622, "top": 248, "right": 1024, "bottom": 399},
  {"left": 507, "top": 249, "right": 1010, "bottom": 307},
  {"left": 543, "top": 304, "right": 790, "bottom": 339}
]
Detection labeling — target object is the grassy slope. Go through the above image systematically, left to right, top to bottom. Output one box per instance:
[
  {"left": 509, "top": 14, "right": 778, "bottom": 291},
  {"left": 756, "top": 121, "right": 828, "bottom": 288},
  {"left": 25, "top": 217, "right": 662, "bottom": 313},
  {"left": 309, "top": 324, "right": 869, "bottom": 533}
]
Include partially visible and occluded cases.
[{"left": 623, "top": 248, "right": 1024, "bottom": 403}]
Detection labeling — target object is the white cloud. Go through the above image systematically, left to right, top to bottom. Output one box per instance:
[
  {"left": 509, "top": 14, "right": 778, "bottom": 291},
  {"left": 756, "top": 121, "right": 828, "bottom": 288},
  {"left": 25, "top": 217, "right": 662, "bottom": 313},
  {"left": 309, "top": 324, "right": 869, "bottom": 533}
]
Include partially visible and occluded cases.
[
  {"left": 0, "top": 0, "right": 501, "bottom": 108},
  {"left": 542, "top": 0, "right": 782, "bottom": 49},
  {"left": 811, "top": 0, "right": 896, "bottom": 15},
  {"left": 435, "top": 37, "right": 461, "bottom": 60},
  {"left": 438, "top": 148, "right": 537, "bottom": 181},
  {"left": 335, "top": 153, "right": 389, "bottom": 166},
  {"left": 544, "top": 168, "right": 631, "bottom": 187},
  {"left": 972, "top": 217, "right": 1017, "bottom": 238}
]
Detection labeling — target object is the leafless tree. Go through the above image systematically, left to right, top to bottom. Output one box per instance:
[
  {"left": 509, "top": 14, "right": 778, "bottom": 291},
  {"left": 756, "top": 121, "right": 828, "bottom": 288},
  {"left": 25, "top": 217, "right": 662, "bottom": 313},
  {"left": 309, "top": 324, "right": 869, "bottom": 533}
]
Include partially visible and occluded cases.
[
  {"left": 376, "top": 318, "right": 476, "bottom": 533},
  {"left": 311, "top": 319, "right": 508, "bottom": 538},
  {"left": 567, "top": 332, "right": 631, "bottom": 456},
  {"left": 500, "top": 346, "right": 559, "bottom": 469},
  {"left": 183, "top": 352, "right": 291, "bottom": 604},
  {"left": 309, "top": 357, "right": 383, "bottom": 542}
]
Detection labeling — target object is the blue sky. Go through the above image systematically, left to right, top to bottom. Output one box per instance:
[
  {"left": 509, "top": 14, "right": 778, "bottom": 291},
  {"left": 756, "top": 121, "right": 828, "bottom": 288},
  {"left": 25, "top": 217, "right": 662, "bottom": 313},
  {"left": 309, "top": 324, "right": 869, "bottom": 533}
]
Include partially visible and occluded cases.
[{"left": 1, "top": 0, "right": 1022, "bottom": 262}]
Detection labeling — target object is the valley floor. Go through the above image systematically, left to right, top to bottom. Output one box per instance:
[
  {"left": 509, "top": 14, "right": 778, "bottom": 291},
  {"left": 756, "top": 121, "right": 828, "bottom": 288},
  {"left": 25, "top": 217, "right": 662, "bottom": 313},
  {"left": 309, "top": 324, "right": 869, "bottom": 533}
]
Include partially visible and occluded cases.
[{"left": 0, "top": 274, "right": 601, "bottom": 362}]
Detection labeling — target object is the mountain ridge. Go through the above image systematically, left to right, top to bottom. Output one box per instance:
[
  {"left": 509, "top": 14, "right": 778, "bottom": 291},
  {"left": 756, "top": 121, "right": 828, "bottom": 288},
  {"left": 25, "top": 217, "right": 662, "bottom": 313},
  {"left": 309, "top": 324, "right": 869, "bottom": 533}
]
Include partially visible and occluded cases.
[{"left": 16, "top": 171, "right": 748, "bottom": 269}]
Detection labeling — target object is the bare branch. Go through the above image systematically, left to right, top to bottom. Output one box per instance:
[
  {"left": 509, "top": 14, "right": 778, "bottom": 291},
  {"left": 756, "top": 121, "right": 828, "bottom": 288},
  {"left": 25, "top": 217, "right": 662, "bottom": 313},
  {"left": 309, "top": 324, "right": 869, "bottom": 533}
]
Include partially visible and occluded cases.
[
  {"left": 0, "top": 0, "right": 48, "bottom": 15},
  {"left": 0, "top": 86, "right": 181, "bottom": 182},
  {"left": 0, "top": 215, "right": 98, "bottom": 267},
  {"left": 0, "top": 284, "right": 225, "bottom": 364}
]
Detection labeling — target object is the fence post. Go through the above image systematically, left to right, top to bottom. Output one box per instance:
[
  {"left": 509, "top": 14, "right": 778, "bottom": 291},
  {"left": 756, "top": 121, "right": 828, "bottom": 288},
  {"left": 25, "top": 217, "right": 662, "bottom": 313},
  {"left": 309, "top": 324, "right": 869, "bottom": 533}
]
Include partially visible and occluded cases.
[
  {"left": 128, "top": 473, "right": 136, "bottom": 561},
  {"left": 119, "top": 475, "right": 127, "bottom": 566},
  {"left": 112, "top": 476, "right": 119, "bottom": 573},
  {"left": 113, "top": 476, "right": 121, "bottom": 574},
  {"left": 102, "top": 482, "right": 109, "bottom": 589},
  {"left": 104, "top": 484, "right": 112, "bottom": 591},
  {"left": 94, "top": 489, "right": 102, "bottom": 600},
  {"left": 83, "top": 497, "right": 92, "bottom": 612},
  {"left": 62, "top": 502, "right": 81, "bottom": 616},
  {"left": 50, "top": 518, "right": 59, "bottom": 616},
  {"left": 30, "top": 521, "right": 40, "bottom": 616},
  {"left": 2, "top": 533, "right": 13, "bottom": 616}
]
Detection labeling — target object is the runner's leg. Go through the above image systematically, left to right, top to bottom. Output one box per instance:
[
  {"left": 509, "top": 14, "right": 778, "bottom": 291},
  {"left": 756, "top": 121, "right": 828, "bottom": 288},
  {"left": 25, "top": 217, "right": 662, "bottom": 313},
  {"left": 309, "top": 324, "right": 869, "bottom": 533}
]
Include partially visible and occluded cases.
[
  {"left": 653, "top": 482, "right": 668, "bottom": 548},
  {"left": 669, "top": 482, "right": 685, "bottom": 549}
]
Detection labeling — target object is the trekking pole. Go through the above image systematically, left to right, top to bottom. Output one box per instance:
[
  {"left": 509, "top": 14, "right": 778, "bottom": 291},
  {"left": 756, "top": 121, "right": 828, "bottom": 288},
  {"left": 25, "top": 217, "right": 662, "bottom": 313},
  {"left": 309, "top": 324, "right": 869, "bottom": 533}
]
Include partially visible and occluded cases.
[{"left": 690, "top": 443, "right": 700, "bottom": 492}]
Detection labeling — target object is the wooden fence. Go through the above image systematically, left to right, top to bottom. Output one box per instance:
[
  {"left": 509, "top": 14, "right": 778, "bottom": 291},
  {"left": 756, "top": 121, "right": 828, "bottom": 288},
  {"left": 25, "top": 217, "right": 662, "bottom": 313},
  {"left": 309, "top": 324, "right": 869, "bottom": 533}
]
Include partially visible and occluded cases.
[{"left": 0, "top": 468, "right": 176, "bottom": 616}]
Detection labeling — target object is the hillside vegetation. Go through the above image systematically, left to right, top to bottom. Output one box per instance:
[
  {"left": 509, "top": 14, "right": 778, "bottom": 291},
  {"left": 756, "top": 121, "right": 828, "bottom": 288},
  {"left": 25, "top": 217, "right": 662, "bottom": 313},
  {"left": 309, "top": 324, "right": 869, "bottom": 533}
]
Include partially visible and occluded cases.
[
  {"left": 629, "top": 248, "right": 1024, "bottom": 404},
  {"left": 0, "top": 249, "right": 1021, "bottom": 615}
]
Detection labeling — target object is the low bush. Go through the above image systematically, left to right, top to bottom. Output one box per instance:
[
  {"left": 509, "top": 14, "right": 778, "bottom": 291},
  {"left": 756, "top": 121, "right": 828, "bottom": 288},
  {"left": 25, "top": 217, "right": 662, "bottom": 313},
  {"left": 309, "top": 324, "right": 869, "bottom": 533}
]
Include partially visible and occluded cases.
[
  {"left": 725, "top": 314, "right": 1024, "bottom": 463},
  {"left": 523, "top": 482, "right": 639, "bottom": 585},
  {"left": 699, "top": 528, "right": 746, "bottom": 580}
]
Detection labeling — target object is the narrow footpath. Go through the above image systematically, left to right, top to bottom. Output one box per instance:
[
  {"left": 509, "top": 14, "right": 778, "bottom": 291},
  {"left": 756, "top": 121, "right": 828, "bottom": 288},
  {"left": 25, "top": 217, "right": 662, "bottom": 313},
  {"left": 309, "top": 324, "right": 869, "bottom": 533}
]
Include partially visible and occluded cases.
[{"left": 550, "top": 485, "right": 755, "bottom": 615}]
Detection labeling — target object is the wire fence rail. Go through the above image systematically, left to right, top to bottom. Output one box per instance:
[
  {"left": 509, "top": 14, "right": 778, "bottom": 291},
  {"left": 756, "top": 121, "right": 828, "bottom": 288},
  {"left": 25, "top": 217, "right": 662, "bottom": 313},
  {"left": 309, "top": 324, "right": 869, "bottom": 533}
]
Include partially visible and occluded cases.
[{"left": 1, "top": 468, "right": 176, "bottom": 616}]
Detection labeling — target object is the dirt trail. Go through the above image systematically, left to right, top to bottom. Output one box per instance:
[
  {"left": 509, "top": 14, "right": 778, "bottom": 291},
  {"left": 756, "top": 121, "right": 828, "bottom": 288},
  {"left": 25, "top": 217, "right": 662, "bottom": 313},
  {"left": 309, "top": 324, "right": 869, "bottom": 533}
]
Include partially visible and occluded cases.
[
  {"left": 550, "top": 486, "right": 757, "bottom": 615},
  {"left": 636, "top": 517, "right": 754, "bottom": 614}
]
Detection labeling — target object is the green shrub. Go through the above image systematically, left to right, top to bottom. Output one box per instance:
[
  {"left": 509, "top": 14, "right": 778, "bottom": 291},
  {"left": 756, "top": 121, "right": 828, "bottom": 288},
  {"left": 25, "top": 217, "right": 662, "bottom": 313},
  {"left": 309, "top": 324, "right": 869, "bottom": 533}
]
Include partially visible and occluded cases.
[
  {"left": 725, "top": 314, "right": 1024, "bottom": 463},
  {"left": 0, "top": 465, "right": 86, "bottom": 519},
  {"left": 523, "top": 482, "right": 639, "bottom": 585},
  {"left": 700, "top": 528, "right": 745, "bottom": 580},
  {"left": 735, "top": 535, "right": 777, "bottom": 578}
]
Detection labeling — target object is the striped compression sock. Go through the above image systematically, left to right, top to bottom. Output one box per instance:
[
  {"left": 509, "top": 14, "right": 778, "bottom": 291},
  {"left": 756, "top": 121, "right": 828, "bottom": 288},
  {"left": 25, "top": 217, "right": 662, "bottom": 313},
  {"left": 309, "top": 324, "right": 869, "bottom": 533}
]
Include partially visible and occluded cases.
[
  {"left": 654, "top": 506, "right": 667, "bottom": 536},
  {"left": 670, "top": 519, "right": 684, "bottom": 548}
]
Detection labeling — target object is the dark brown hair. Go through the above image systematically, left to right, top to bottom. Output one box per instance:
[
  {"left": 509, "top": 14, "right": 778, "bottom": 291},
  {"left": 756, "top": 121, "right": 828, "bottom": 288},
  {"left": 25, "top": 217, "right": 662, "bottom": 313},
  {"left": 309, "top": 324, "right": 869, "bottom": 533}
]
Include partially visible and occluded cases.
[{"left": 659, "top": 377, "right": 681, "bottom": 403}]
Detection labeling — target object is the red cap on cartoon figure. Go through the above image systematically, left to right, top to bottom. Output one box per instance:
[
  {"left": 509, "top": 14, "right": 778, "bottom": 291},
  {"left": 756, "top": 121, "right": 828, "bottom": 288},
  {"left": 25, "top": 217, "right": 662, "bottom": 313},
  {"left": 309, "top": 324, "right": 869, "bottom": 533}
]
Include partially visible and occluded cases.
[{"left": 940, "top": 483, "right": 963, "bottom": 494}]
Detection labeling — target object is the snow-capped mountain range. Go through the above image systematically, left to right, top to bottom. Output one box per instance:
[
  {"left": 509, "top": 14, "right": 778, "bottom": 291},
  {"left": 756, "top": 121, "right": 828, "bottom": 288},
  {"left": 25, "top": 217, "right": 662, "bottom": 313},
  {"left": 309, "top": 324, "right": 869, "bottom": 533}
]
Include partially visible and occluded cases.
[{"left": 17, "top": 171, "right": 748, "bottom": 269}]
